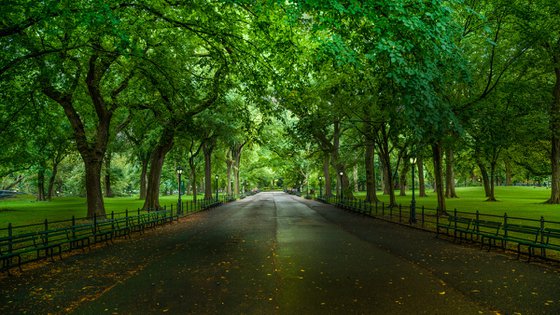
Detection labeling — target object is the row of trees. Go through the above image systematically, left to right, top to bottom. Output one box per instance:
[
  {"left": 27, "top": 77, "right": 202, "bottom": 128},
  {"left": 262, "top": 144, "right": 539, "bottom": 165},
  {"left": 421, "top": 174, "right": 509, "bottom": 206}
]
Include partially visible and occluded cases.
[{"left": 1, "top": 1, "right": 559, "bottom": 218}]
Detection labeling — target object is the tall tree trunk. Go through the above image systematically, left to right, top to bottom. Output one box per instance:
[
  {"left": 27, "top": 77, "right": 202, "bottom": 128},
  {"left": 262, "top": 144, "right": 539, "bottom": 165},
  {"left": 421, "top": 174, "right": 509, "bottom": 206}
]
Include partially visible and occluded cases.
[
  {"left": 548, "top": 51, "right": 560, "bottom": 203},
  {"left": 331, "top": 120, "right": 353, "bottom": 199},
  {"left": 379, "top": 126, "right": 395, "bottom": 206},
  {"left": 143, "top": 128, "right": 174, "bottom": 210},
  {"left": 203, "top": 140, "right": 216, "bottom": 200},
  {"left": 231, "top": 142, "right": 246, "bottom": 196},
  {"left": 365, "top": 142, "right": 379, "bottom": 203},
  {"left": 432, "top": 142, "right": 447, "bottom": 215},
  {"left": 445, "top": 147, "right": 458, "bottom": 198},
  {"left": 226, "top": 152, "right": 233, "bottom": 196},
  {"left": 379, "top": 152, "right": 388, "bottom": 194},
  {"left": 104, "top": 153, "right": 114, "bottom": 197},
  {"left": 323, "top": 154, "right": 332, "bottom": 197},
  {"left": 417, "top": 156, "right": 427, "bottom": 197},
  {"left": 476, "top": 156, "right": 491, "bottom": 197},
  {"left": 84, "top": 157, "right": 106, "bottom": 217},
  {"left": 505, "top": 158, "right": 513, "bottom": 186},
  {"left": 189, "top": 159, "right": 198, "bottom": 204},
  {"left": 487, "top": 161, "right": 497, "bottom": 201},
  {"left": 399, "top": 162, "right": 408, "bottom": 197},
  {"left": 47, "top": 163, "right": 58, "bottom": 200},
  {"left": 353, "top": 164, "right": 359, "bottom": 193},
  {"left": 37, "top": 166, "right": 46, "bottom": 201}
]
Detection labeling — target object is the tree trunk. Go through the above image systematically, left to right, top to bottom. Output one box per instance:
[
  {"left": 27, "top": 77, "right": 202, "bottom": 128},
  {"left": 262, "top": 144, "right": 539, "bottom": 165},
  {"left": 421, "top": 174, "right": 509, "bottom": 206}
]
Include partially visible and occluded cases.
[
  {"left": 548, "top": 52, "right": 560, "bottom": 203},
  {"left": 331, "top": 121, "right": 353, "bottom": 199},
  {"left": 143, "top": 128, "right": 174, "bottom": 210},
  {"left": 203, "top": 140, "right": 216, "bottom": 200},
  {"left": 365, "top": 142, "right": 379, "bottom": 203},
  {"left": 432, "top": 142, "right": 447, "bottom": 215},
  {"left": 445, "top": 147, "right": 458, "bottom": 198},
  {"left": 104, "top": 153, "right": 114, "bottom": 197},
  {"left": 226, "top": 153, "right": 233, "bottom": 196},
  {"left": 323, "top": 154, "right": 332, "bottom": 197},
  {"left": 417, "top": 156, "right": 427, "bottom": 197},
  {"left": 84, "top": 157, "right": 106, "bottom": 218},
  {"left": 381, "top": 157, "right": 390, "bottom": 195},
  {"left": 476, "top": 157, "right": 491, "bottom": 197},
  {"left": 505, "top": 158, "right": 513, "bottom": 186},
  {"left": 189, "top": 159, "right": 198, "bottom": 204},
  {"left": 47, "top": 162, "right": 59, "bottom": 200},
  {"left": 399, "top": 162, "right": 408, "bottom": 197},
  {"left": 487, "top": 162, "right": 497, "bottom": 201},
  {"left": 353, "top": 164, "right": 359, "bottom": 193},
  {"left": 37, "top": 167, "right": 46, "bottom": 201}
]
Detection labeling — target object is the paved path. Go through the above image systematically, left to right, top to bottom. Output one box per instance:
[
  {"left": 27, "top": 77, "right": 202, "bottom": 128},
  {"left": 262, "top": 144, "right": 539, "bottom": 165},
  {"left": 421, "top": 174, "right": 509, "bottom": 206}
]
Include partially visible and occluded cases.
[{"left": 2, "top": 192, "right": 560, "bottom": 314}]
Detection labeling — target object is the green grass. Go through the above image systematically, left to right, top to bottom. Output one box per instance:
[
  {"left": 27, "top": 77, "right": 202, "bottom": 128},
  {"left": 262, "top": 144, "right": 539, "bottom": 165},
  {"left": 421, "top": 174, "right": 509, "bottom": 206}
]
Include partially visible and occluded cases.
[
  {"left": 354, "top": 186, "right": 560, "bottom": 222},
  {"left": 0, "top": 194, "right": 199, "bottom": 228}
]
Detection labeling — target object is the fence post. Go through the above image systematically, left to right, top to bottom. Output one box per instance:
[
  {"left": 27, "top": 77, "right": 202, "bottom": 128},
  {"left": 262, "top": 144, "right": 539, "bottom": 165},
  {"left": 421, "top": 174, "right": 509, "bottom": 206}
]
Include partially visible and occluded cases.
[
  {"left": 382, "top": 202, "right": 385, "bottom": 216},
  {"left": 399, "top": 204, "right": 402, "bottom": 223},
  {"left": 421, "top": 205, "right": 425, "bottom": 227},
  {"left": 126, "top": 209, "right": 129, "bottom": 229},
  {"left": 111, "top": 211, "right": 115, "bottom": 232},
  {"left": 476, "top": 211, "right": 480, "bottom": 236},
  {"left": 503, "top": 213, "right": 508, "bottom": 238},
  {"left": 72, "top": 216, "right": 76, "bottom": 239},
  {"left": 540, "top": 216, "right": 545, "bottom": 251},
  {"left": 8, "top": 223, "right": 13, "bottom": 253}
]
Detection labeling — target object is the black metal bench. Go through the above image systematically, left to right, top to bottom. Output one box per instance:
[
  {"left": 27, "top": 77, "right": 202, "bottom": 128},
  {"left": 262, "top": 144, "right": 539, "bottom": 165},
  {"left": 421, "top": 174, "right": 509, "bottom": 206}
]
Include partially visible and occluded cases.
[
  {"left": 436, "top": 215, "right": 472, "bottom": 242},
  {"left": 468, "top": 220, "right": 502, "bottom": 249},
  {"left": 485, "top": 224, "right": 541, "bottom": 258},
  {"left": 528, "top": 228, "right": 560, "bottom": 261}
]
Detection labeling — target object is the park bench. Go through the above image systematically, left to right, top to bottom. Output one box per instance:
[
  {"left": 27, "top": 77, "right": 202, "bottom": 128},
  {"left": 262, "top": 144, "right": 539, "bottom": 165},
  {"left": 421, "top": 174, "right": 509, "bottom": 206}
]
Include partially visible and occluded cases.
[
  {"left": 436, "top": 215, "right": 472, "bottom": 241},
  {"left": 111, "top": 217, "right": 131, "bottom": 239},
  {"left": 467, "top": 220, "right": 502, "bottom": 248},
  {"left": 93, "top": 221, "right": 114, "bottom": 244},
  {"left": 69, "top": 224, "right": 92, "bottom": 251},
  {"left": 485, "top": 224, "right": 541, "bottom": 259},
  {"left": 37, "top": 228, "right": 67, "bottom": 261},
  {"left": 528, "top": 228, "right": 560, "bottom": 261},
  {"left": 0, "top": 232, "right": 37, "bottom": 273}
]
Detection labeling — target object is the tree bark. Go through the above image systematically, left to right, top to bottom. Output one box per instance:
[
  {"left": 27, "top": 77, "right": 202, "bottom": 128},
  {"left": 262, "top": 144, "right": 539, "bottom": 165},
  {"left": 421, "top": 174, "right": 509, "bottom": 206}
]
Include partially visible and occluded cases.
[
  {"left": 331, "top": 120, "right": 353, "bottom": 199},
  {"left": 379, "top": 126, "right": 396, "bottom": 206},
  {"left": 142, "top": 127, "right": 174, "bottom": 210},
  {"left": 203, "top": 139, "right": 216, "bottom": 200},
  {"left": 365, "top": 141, "right": 379, "bottom": 203},
  {"left": 432, "top": 142, "right": 447, "bottom": 215},
  {"left": 445, "top": 147, "right": 458, "bottom": 198},
  {"left": 226, "top": 150, "right": 233, "bottom": 195},
  {"left": 104, "top": 153, "right": 114, "bottom": 197},
  {"left": 323, "top": 154, "right": 332, "bottom": 197},
  {"left": 417, "top": 156, "right": 427, "bottom": 197},
  {"left": 189, "top": 158, "right": 198, "bottom": 204},
  {"left": 505, "top": 158, "right": 513, "bottom": 186},
  {"left": 487, "top": 161, "right": 497, "bottom": 201},
  {"left": 399, "top": 162, "right": 408, "bottom": 197},
  {"left": 47, "top": 163, "right": 58, "bottom": 200},
  {"left": 353, "top": 164, "right": 359, "bottom": 193},
  {"left": 37, "top": 167, "right": 46, "bottom": 201}
]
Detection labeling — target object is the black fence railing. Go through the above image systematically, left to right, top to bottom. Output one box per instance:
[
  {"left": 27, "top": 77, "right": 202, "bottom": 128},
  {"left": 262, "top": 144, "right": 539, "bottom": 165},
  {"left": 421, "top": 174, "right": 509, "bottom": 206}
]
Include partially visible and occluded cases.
[
  {"left": 315, "top": 194, "right": 560, "bottom": 261},
  {"left": 0, "top": 195, "right": 240, "bottom": 273}
]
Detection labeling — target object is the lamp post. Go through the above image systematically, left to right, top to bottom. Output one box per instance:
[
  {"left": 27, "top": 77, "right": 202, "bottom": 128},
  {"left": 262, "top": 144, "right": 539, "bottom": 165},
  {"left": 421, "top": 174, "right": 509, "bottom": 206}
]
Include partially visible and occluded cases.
[
  {"left": 410, "top": 157, "right": 417, "bottom": 224},
  {"left": 176, "top": 166, "right": 183, "bottom": 215},
  {"left": 339, "top": 171, "right": 344, "bottom": 202},
  {"left": 215, "top": 175, "right": 219, "bottom": 201},
  {"left": 318, "top": 176, "right": 323, "bottom": 198}
]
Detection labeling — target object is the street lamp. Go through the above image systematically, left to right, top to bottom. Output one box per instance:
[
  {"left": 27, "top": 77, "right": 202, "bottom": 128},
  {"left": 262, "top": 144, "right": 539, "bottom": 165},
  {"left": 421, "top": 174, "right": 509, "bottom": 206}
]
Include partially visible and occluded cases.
[
  {"left": 410, "top": 157, "right": 417, "bottom": 224},
  {"left": 176, "top": 166, "right": 183, "bottom": 215},
  {"left": 339, "top": 171, "right": 344, "bottom": 202},
  {"left": 215, "top": 174, "right": 219, "bottom": 201},
  {"left": 318, "top": 176, "right": 323, "bottom": 198}
]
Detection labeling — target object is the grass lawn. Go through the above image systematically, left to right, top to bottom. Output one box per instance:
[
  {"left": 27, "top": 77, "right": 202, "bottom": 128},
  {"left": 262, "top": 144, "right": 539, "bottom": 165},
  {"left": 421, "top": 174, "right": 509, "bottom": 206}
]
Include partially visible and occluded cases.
[
  {"left": 354, "top": 186, "right": 560, "bottom": 222},
  {"left": 0, "top": 194, "right": 198, "bottom": 228}
]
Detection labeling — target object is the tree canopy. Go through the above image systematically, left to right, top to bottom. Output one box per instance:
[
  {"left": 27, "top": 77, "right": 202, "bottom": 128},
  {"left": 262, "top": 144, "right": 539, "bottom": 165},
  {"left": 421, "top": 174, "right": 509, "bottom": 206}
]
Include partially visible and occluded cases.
[{"left": 1, "top": 0, "right": 559, "bottom": 217}]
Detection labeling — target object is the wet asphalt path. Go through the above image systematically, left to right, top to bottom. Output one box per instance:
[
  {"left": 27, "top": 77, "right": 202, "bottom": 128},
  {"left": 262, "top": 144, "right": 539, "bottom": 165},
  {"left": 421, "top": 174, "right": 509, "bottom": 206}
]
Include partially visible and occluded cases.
[{"left": 3, "top": 192, "right": 560, "bottom": 314}]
